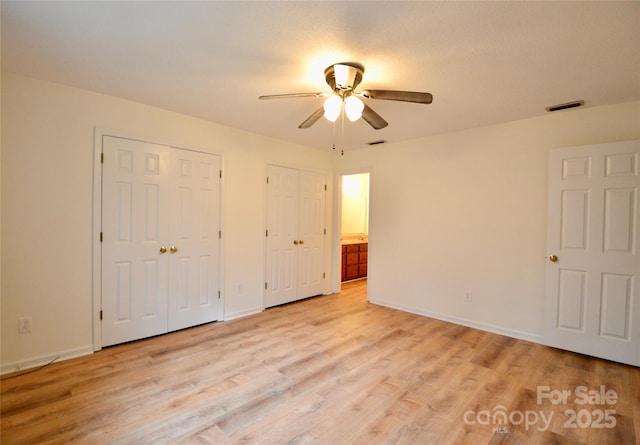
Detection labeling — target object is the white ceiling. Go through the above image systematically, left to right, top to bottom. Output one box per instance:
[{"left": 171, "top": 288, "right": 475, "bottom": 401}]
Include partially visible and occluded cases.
[{"left": 2, "top": 1, "right": 639, "bottom": 151}]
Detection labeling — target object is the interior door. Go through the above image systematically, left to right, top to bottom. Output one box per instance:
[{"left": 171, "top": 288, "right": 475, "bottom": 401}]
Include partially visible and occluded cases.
[
  {"left": 101, "top": 136, "right": 170, "bottom": 346},
  {"left": 102, "top": 136, "right": 221, "bottom": 346},
  {"left": 544, "top": 140, "right": 640, "bottom": 366},
  {"left": 167, "top": 149, "right": 221, "bottom": 331},
  {"left": 265, "top": 165, "right": 326, "bottom": 308},
  {"left": 265, "top": 165, "right": 299, "bottom": 307},
  {"left": 297, "top": 170, "right": 326, "bottom": 299}
]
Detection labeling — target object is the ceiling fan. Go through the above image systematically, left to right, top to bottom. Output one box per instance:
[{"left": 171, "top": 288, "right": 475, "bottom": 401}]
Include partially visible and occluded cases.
[{"left": 259, "top": 62, "right": 433, "bottom": 130}]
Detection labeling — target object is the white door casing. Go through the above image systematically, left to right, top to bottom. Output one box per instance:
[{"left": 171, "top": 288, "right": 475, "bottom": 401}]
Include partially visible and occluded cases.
[
  {"left": 101, "top": 136, "right": 221, "bottom": 346},
  {"left": 545, "top": 140, "right": 640, "bottom": 366},
  {"left": 265, "top": 165, "right": 326, "bottom": 308}
]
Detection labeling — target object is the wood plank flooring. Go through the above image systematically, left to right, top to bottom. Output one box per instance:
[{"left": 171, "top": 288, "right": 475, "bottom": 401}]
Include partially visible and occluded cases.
[{"left": 2, "top": 279, "right": 639, "bottom": 444}]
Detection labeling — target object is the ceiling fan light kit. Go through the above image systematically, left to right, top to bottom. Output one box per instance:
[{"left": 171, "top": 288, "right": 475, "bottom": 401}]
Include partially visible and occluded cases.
[
  {"left": 259, "top": 61, "right": 433, "bottom": 132},
  {"left": 323, "top": 95, "right": 342, "bottom": 122},
  {"left": 344, "top": 96, "right": 364, "bottom": 122}
]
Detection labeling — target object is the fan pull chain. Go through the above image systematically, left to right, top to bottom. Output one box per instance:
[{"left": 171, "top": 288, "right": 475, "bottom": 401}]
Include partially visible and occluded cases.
[
  {"left": 341, "top": 102, "right": 345, "bottom": 156},
  {"left": 332, "top": 119, "right": 337, "bottom": 151}
]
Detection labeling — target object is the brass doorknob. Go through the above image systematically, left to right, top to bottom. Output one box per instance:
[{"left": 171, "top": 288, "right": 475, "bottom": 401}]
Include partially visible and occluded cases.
[
  {"left": 293, "top": 240, "right": 299, "bottom": 245},
  {"left": 299, "top": 240, "right": 304, "bottom": 245},
  {"left": 159, "top": 246, "right": 167, "bottom": 254},
  {"left": 170, "top": 246, "right": 178, "bottom": 253},
  {"left": 549, "top": 255, "right": 558, "bottom": 262}
]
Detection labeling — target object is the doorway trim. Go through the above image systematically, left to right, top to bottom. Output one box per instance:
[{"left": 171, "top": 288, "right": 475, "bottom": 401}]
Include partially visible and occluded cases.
[{"left": 333, "top": 168, "right": 372, "bottom": 295}]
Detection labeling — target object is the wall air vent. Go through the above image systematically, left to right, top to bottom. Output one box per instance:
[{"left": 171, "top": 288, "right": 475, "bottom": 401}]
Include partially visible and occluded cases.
[
  {"left": 545, "top": 100, "right": 584, "bottom": 112},
  {"left": 366, "top": 139, "right": 388, "bottom": 146}
]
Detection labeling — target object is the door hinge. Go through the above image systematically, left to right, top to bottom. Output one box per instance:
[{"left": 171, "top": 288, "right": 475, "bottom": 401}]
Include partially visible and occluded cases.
[
  {"left": 101, "top": 152, "right": 104, "bottom": 163},
  {"left": 219, "top": 170, "right": 223, "bottom": 179},
  {"left": 266, "top": 176, "right": 269, "bottom": 184},
  {"left": 324, "top": 184, "right": 327, "bottom": 191},
  {"left": 323, "top": 228, "right": 326, "bottom": 235},
  {"left": 266, "top": 229, "right": 269, "bottom": 237},
  {"left": 219, "top": 230, "right": 222, "bottom": 239},
  {"left": 100, "top": 232, "right": 103, "bottom": 242},
  {"left": 323, "top": 272, "right": 326, "bottom": 279},
  {"left": 265, "top": 282, "right": 268, "bottom": 290},
  {"left": 218, "top": 290, "right": 221, "bottom": 300},
  {"left": 100, "top": 310, "right": 103, "bottom": 321}
]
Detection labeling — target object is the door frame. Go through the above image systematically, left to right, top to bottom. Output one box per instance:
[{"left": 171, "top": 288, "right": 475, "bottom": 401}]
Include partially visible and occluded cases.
[
  {"left": 92, "top": 128, "right": 225, "bottom": 351},
  {"left": 333, "top": 168, "right": 372, "bottom": 295}
]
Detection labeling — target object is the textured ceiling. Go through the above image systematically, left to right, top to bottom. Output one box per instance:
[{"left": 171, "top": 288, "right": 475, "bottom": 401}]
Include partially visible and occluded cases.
[{"left": 2, "top": 1, "right": 639, "bottom": 151}]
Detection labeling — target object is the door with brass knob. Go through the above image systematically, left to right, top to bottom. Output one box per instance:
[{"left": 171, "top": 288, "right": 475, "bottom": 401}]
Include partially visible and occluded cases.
[
  {"left": 101, "top": 135, "right": 221, "bottom": 347},
  {"left": 544, "top": 139, "right": 640, "bottom": 366},
  {"left": 167, "top": 148, "right": 221, "bottom": 332},
  {"left": 265, "top": 165, "right": 326, "bottom": 308}
]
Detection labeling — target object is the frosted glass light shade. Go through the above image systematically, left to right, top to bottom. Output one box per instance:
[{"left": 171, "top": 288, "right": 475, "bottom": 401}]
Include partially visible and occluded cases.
[
  {"left": 323, "top": 96, "right": 342, "bottom": 122},
  {"left": 344, "top": 96, "right": 364, "bottom": 122}
]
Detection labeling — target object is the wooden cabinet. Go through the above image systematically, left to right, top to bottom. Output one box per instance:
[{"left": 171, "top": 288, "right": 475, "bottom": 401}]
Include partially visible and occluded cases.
[{"left": 341, "top": 243, "right": 367, "bottom": 281}]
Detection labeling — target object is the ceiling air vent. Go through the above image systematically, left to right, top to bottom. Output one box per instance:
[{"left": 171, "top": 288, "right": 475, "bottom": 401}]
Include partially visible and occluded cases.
[
  {"left": 546, "top": 100, "right": 584, "bottom": 112},
  {"left": 366, "top": 139, "right": 388, "bottom": 146}
]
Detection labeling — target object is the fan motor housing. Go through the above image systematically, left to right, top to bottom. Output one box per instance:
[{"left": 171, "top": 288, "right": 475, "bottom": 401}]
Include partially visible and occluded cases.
[{"left": 325, "top": 62, "right": 365, "bottom": 94}]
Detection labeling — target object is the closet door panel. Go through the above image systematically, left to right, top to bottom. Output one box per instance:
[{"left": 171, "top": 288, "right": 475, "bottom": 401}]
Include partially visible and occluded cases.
[
  {"left": 101, "top": 136, "right": 169, "bottom": 346},
  {"left": 102, "top": 136, "right": 221, "bottom": 346},
  {"left": 168, "top": 149, "right": 221, "bottom": 331},
  {"left": 265, "top": 165, "right": 299, "bottom": 307},
  {"left": 265, "top": 165, "right": 326, "bottom": 308}
]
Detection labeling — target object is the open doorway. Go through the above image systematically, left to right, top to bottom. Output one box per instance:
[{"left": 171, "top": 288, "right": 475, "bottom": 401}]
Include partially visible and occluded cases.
[{"left": 340, "top": 173, "right": 370, "bottom": 283}]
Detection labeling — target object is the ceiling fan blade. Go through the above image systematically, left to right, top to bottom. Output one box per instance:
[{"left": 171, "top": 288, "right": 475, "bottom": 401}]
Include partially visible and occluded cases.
[
  {"left": 360, "top": 89, "right": 433, "bottom": 104},
  {"left": 259, "top": 92, "right": 325, "bottom": 100},
  {"left": 361, "top": 104, "right": 388, "bottom": 130},
  {"left": 298, "top": 106, "right": 325, "bottom": 129}
]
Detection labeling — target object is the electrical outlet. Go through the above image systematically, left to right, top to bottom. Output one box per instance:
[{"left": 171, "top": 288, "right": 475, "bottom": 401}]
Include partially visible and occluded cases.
[
  {"left": 464, "top": 292, "right": 472, "bottom": 302},
  {"left": 18, "top": 317, "right": 32, "bottom": 334}
]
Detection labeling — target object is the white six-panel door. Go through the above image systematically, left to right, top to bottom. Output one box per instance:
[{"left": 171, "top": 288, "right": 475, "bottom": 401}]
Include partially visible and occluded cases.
[
  {"left": 101, "top": 136, "right": 220, "bottom": 346},
  {"left": 545, "top": 140, "right": 640, "bottom": 366},
  {"left": 168, "top": 149, "right": 221, "bottom": 331},
  {"left": 265, "top": 165, "right": 325, "bottom": 308},
  {"left": 265, "top": 165, "right": 299, "bottom": 307},
  {"left": 297, "top": 170, "right": 326, "bottom": 299}
]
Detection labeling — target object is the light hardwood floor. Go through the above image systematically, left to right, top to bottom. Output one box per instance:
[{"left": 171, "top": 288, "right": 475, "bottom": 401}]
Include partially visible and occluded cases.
[{"left": 2, "top": 280, "right": 639, "bottom": 444}]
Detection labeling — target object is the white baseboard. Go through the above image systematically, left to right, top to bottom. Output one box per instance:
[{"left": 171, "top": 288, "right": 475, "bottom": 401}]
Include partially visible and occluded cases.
[
  {"left": 369, "top": 297, "right": 544, "bottom": 344},
  {"left": 223, "top": 306, "right": 263, "bottom": 321},
  {"left": 1, "top": 345, "right": 95, "bottom": 376}
]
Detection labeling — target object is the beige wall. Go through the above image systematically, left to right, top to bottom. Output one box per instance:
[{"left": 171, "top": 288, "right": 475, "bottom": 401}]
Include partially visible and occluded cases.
[
  {"left": 2, "top": 70, "right": 639, "bottom": 371},
  {"left": 1, "top": 73, "right": 334, "bottom": 371},
  {"left": 336, "top": 101, "right": 640, "bottom": 341},
  {"left": 341, "top": 173, "right": 369, "bottom": 236}
]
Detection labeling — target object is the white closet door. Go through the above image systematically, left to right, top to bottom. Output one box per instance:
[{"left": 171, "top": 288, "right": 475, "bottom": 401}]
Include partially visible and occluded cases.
[
  {"left": 102, "top": 136, "right": 170, "bottom": 347},
  {"left": 102, "top": 136, "right": 221, "bottom": 346},
  {"left": 545, "top": 140, "right": 640, "bottom": 366},
  {"left": 168, "top": 149, "right": 221, "bottom": 331},
  {"left": 265, "top": 165, "right": 326, "bottom": 308},
  {"left": 265, "top": 165, "right": 299, "bottom": 307},
  {"left": 298, "top": 169, "right": 326, "bottom": 299}
]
